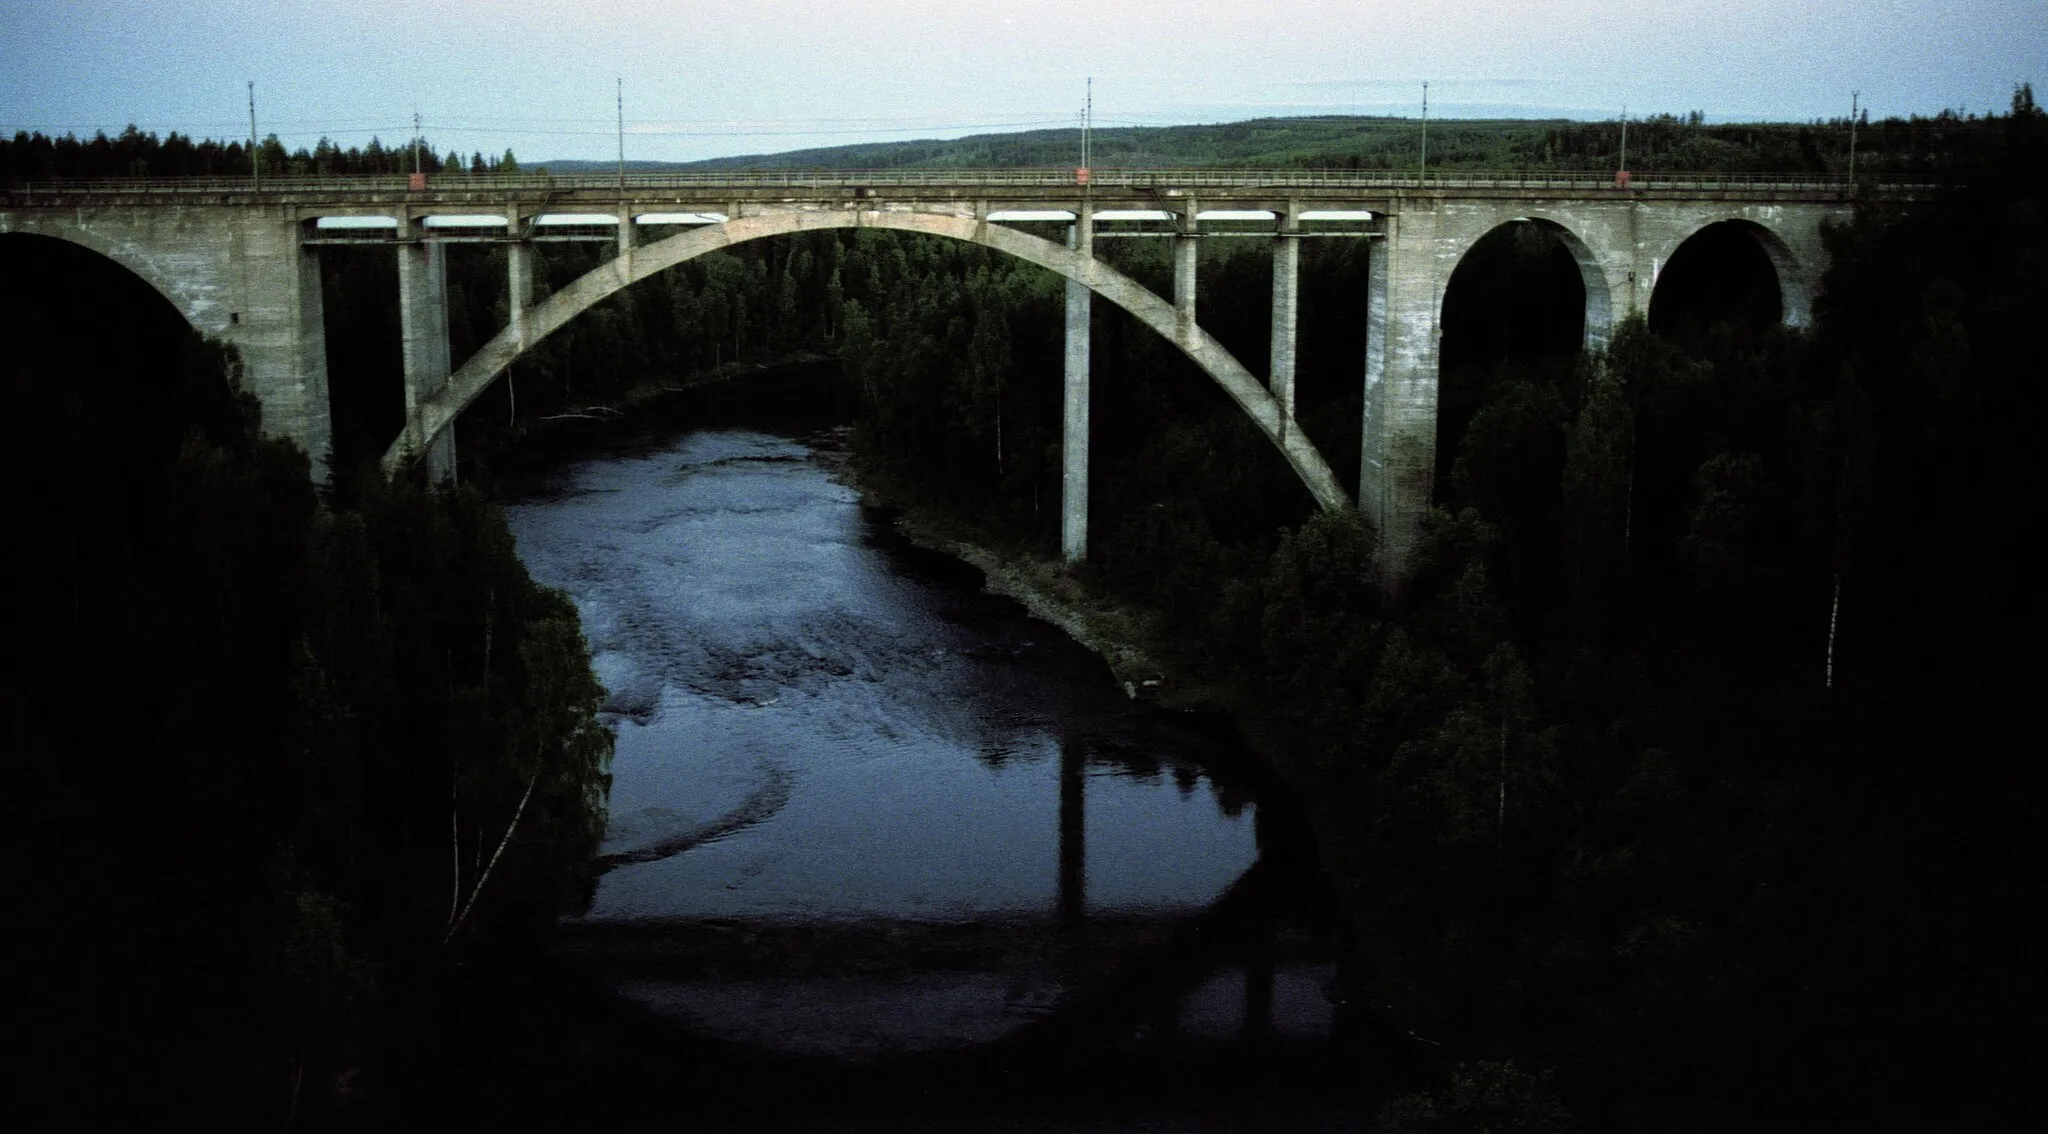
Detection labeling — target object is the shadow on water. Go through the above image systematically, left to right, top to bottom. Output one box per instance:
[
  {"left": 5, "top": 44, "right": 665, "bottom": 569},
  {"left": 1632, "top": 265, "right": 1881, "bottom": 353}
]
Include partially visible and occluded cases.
[{"left": 397, "top": 834, "right": 1427, "bottom": 1131}]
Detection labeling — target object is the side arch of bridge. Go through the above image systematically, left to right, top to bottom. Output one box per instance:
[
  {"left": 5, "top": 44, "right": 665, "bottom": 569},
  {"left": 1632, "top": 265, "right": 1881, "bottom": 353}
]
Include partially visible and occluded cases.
[
  {"left": 381, "top": 209, "right": 1351, "bottom": 513},
  {"left": 1438, "top": 214, "right": 1619, "bottom": 351},
  {"left": 1644, "top": 215, "right": 1816, "bottom": 327},
  {"left": 0, "top": 222, "right": 230, "bottom": 335}
]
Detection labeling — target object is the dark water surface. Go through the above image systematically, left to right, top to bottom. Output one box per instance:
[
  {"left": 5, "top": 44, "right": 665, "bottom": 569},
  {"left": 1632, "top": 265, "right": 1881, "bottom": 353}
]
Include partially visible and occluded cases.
[{"left": 495, "top": 418, "right": 1383, "bottom": 1122}]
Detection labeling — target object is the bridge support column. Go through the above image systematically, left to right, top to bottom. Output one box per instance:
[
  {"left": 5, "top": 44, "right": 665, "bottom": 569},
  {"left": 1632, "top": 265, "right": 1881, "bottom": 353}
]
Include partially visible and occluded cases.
[
  {"left": 1173, "top": 202, "right": 1198, "bottom": 335},
  {"left": 1063, "top": 206, "right": 1093, "bottom": 564},
  {"left": 507, "top": 207, "right": 531, "bottom": 349},
  {"left": 616, "top": 207, "right": 636, "bottom": 283},
  {"left": 1270, "top": 207, "right": 1300, "bottom": 424},
  {"left": 1360, "top": 214, "right": 1436, "bottom": 572},
  {"left": 222, "top": 216, "right": 332, "bottom": 481},
  {"left": 398, "top": 232, "right": 455, "bottom": 481},
  {"left": 507, "top": 246, "right": 532, "bottom": 348}
]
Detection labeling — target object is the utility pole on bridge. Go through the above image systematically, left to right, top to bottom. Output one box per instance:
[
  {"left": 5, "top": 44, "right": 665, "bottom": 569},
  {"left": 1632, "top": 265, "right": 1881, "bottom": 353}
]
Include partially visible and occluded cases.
[
  {"left": 247, "top": 81, "right": 258, "bottom": 190},
  {"left": 1419, "top": 81, "right": 1429, "bottom": 183},
  {"left": 1849, "top": 91, "right": 1860, "bottom": 187}
]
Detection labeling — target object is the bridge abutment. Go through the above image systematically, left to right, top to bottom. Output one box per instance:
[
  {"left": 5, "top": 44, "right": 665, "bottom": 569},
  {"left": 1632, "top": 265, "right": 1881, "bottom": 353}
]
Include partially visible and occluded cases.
[{"left": 0, "top": 203, "right": 335, "bottom": 479}]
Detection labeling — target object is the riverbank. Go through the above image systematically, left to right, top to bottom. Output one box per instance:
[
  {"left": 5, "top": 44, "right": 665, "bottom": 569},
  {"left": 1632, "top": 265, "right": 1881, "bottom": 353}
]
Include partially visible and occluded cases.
[
  {"left": 478, "top": 356, "right": 1197, "bottom": 711},
  {"left": 813, "top": 434, "right": 1455, "bottom": 1056},
  {"left": 818, "top": 442, "right": 1215, "bottom": 710}
]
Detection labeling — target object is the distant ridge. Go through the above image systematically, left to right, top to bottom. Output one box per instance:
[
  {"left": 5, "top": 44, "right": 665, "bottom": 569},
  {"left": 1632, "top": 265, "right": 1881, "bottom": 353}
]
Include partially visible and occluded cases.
[
  {"left": 527, "top": 112, "right": 1873, "bottom": 177},
  {"left": 530, "top": 116, "right": 1577, "bottom": 174}
]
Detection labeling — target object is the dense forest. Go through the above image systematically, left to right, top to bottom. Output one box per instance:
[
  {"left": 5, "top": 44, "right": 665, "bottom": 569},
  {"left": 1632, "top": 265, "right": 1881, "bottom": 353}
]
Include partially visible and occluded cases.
[
  {"left": 4, "top": 92, "right": 2039, "bottom": 1128},
  {"left": 818, "top": 95, "right": 2046, "bottom": 1131},
  {"left": 314, "top": 99, "right": 2036, "bottom": 1128},
  {"left": 1, "top": 104, "right": 2009, "bottom": 186},
  {"left": 671, "top": 111, "right": 1992, "bottom": 180},
  {"left": 0, "top": 126, "right": 520, "bottom": 181},
  {"left": 0, "top": 237, "right": 611, "bottom": 1127}
]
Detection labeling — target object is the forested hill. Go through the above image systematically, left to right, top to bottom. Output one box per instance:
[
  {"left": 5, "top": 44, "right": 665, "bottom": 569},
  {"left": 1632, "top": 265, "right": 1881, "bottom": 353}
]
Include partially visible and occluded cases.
[
  {"left": 4, "top": 108, "right": 2009, "bottom": 183},
  {"left": 537, "top": 112, "right": 1989, "bottom": 177}
]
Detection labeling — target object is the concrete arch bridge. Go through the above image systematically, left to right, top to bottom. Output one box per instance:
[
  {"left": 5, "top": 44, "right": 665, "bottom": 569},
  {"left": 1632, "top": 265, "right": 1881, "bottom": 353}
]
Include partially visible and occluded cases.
[{"left": 0, "top": 170, "right": 1860, "bottom": 569}]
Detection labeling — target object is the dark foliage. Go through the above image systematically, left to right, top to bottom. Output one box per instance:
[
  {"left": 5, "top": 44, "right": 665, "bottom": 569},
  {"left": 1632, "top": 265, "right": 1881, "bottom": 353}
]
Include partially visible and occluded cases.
[
  {"left": 831, "top": 96, "right": 2045, "bottom": 1131},
  {"left": 1, "top": 126, "right": 515, "bottom": 183},
  {"left": 0, "top": 235, "right": 609, "bottom": 1128}
]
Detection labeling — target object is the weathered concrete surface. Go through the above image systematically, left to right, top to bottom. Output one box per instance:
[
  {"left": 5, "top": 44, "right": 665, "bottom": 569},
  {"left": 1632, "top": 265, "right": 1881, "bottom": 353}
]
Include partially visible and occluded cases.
[
  {"left": 2, "top": 180, "right": 1852, "bottom": 575},
  {"left": 1357, "top": 193, "right": 1842, "bottom": 566},
  {"left": 0, "top": 202, "right": 332, "bottom": 478},
  {"left": 1173, "top": 203, "right": 1199, "bottom": 330},
  {"left": 508, "top": 205, "right": 532, "bottom": 348},
  {"left": 386, "top": 207, "right": 1355, "bottom": 516},
  {"left": 1063, "top": 209, "right": 1094, "bottom": 564},
  {"left": 1269, "top": 209, "right": 1300, "bottom": 424},
  {"left": 397, "top": 223, "right": 455, "bottom": 480}
]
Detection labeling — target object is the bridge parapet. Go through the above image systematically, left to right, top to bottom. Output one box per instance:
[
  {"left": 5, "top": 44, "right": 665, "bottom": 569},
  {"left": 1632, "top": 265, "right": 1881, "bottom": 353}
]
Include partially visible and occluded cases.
[{"left": 2, "top": 168, "right": 1880, "bottom": 213}]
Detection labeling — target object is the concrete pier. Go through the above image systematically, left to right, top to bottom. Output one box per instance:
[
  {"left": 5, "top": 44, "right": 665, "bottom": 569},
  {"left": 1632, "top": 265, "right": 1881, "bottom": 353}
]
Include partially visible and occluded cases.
[
  {"left": 1173, "top": 201, "right": 1198, "bottom": 335},
  {"left": 508, "top": 207, "right": 532, "bottom": 349},
  {"left": 616, "top": 208, "right": 636, "bottom": 283},
  {"left": 1062, "top": 208, "right": 1094, "bottom": 564},
  {"left": 1270, "top": 208, "right": 1300, "bottom": 424},
  {"left": 1359, "top": 212, "right": 1438, "bottom": 569},
  {"left": 398, "top": 228, "right": 456, "bottom": 481}
]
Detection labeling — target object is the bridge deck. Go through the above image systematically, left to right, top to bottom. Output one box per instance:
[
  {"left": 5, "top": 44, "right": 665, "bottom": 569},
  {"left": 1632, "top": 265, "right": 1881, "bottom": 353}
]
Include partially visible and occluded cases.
[{"left": 3, "top": 168, "right": 1873, "bottom": 210}]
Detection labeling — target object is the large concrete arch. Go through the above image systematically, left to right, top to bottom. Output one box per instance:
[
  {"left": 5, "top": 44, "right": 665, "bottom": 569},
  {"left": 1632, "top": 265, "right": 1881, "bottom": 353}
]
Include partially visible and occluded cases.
[
  {"left": 382, "top": 209, "right": 1350, "bottom": 512},
  {"left": 1440, "top": 214, "right": 1616, "bottom": 352},
  {"left": 1647, "top": 216, "right": 1814, "bottom": 327}
]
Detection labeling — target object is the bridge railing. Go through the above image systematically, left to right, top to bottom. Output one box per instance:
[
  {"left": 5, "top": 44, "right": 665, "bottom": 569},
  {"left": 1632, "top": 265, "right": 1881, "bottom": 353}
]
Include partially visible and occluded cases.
[{"left": 3, "top": 168, "right": 1874, "bottom": 197}]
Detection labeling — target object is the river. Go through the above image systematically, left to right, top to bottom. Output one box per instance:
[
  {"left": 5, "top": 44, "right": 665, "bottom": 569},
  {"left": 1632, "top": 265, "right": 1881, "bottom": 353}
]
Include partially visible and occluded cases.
[{"left": 496, "top": 404, "right": 1381, "bottom": 1124}]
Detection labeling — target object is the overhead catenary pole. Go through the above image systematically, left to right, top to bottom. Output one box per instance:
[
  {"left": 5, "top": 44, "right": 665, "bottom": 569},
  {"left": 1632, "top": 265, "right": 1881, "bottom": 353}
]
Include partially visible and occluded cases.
[
  {"left": 1083, "top": 76, "right": 1093, "bottom": 169},
  {"left": 617, "top": 78, "right": 625, "bottom": 188},
  {"left": 247, "top": 81, "right": 258, "bottom": 189},
  {"left": 1419, "top": 81, "right": 1429, "bottom": 182},
  {"left": 1848, "top": 91, "right": 1860, "bottom": 187},
  {"left": 1619, "top": 104, "right": 1628, "bottom": 172},
  {"left": 413, "top": 110, "right": 422, "bottom": 175}
]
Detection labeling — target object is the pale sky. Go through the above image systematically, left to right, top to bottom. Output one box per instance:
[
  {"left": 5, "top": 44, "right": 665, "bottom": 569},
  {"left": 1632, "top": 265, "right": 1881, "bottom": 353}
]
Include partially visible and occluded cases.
[{"left": 3, "top": 0, "right": 2042, "bottom": 162}]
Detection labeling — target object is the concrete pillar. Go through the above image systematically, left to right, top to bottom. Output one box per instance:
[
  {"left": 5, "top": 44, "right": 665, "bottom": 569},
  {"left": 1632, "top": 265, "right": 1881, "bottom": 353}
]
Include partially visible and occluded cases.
[
  {"left": 1173, "top": 200, "right": 1198, "bottom": 333},
  {"left": 616, "top": 206, "right": 636, "bottom": 283},
  {"left": 507, "top": 207, "right": 531, "bottom": 349},
  {"left": 1270, "top": 207, "right": 1300, "bottom": 423},
  {"left": 1062, "top": 208, "right": 1093, "bottom": 565},
  {"left": 1359, "top": 211, "right": 1437, "bottom": 572},
  {"left": 220, "top": 212, "right": 332, "bottom": 481},
  {"left": 397, "top": 226, "right": 455, "bottom": 481},
  {"left": 292, "top": 243, "right": 333, "bottom": 480},
  {"left": 1058, "top": 732, "right": 1086, "bottom": 927}
]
